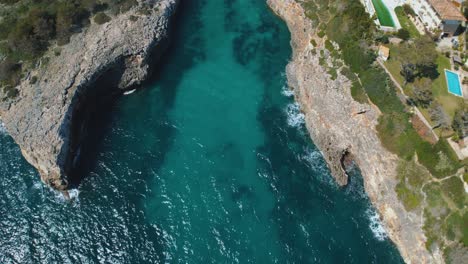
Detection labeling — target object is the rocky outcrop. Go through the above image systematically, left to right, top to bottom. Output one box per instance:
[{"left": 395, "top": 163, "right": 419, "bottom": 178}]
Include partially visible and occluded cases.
[
  {"left": 0, "top": 0, "right": 178, "bottom": 190},
  {"left": 267, "top": 0, "right": 440, "bottom": 263}
]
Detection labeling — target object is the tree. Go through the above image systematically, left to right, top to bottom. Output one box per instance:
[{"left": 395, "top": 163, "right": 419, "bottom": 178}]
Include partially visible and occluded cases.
[
  {"left": 463, "top": 2, "right": 468, "bottom": 20},
  {"left": 403, "top": 4, "right": 416, "bottom": 17},
  {"left": 396, "top": 28, "right": 410, "bottom": 41},
  {"left": 376, "top": 34, "right": 389, "bottom": 44},
  {"left": 398, "top": 36, "right": 438, "bottom": 82},
  {"left": 400, "top": 63, "right": 417, "bottom": 83},
  {"left": 411, "top": 78, "right": 433, "bottom": 107},
  {"left": 429, "top": 103, "right": 450, "bottom": 130},
  {"left": 452, "top": 109, "right": 467, "bottom": 139}
]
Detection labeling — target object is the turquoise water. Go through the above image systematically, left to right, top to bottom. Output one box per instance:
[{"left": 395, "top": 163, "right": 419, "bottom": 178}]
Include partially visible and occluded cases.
[
  {"left": 0, "top": 1, "right": 404, "bottom": 263},
  {"left": 445, "top": 70, "right": 463, "bottom": 97}
]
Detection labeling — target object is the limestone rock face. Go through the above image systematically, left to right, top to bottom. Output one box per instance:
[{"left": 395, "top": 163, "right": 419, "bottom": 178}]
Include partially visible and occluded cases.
[
  {"left": 0, "top": 0, "right": 178, "bottom": 190},
  {"left": 267, "top": 0, "right": 440, "bottom": 263}
]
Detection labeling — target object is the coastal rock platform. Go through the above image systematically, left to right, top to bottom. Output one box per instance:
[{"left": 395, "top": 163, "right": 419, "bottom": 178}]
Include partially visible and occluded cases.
[
  {"left": 0, "top": 0, "right": 178, "bottom": 190},
  {"left": 267, "top": 0, "right": 440, "bottom": 262}
]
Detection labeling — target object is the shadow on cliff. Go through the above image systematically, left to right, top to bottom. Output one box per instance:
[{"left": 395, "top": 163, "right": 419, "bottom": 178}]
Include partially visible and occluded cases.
[
  {"left": 64, "top": 0, "right": 205, "bottom": 189},
  {"left": 64, "top": 63, "right": 128, "bottom": 188}
]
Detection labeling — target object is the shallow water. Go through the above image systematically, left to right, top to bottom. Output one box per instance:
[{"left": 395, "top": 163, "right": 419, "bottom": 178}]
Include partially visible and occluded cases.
[{"left": 0, "top": 1, "right": 404, "bottom": 263}]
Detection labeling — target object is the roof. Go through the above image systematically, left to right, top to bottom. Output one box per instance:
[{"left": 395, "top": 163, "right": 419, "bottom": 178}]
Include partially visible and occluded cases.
[
  {"left": 428, "top": 0, "right": 467, "bottom": 21},
  {"left": 379, "top": 45, "right": 390, "bottom": 57},
  {"left": 453, "top": 55, "right": 462, "bottom": 63}
]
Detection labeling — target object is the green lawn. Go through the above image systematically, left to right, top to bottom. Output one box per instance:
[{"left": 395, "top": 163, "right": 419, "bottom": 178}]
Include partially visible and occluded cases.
[
  {"left": 372, "top": 0, "right": 395, "bottom": 27},
  {"left": 394, "top": 6, "right": 420, "bottom": 38},
  {"left": 385, "top": 46, "right": 464, "bottom": 125},
  {"left": 384, "top": 57, "right": 406, "bottom": 86}
]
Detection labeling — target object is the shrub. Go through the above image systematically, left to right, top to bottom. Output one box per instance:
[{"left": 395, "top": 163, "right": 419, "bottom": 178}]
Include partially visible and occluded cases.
[
  {"left": 0, "top": 0, "right": 20, "bottom": 4},
  {"left": 463, "top": 2, "right": 468, "bottom": 20},
  {"left": 56, "top": 3, "right": 90, "bottom": 45},
  {"left": 94, "top": 12, "right": 111, "bottom": 25},
  {"left": 129, "top": 15, "right": 138, "bottom": 22},
  {"left": 396, "top": 28, "right": 410, "bottom": 41},
  {"left": 317, "top": 30, "right": 325, "bottom": 38},
  {"left": 376, "top": 34, "right": 389, "bottom": 44},
  {"left": 310, "top": 38, "right": 317, "bottom": 47},
  {"left": 324, "top": 39, "right": 334, "bottom": 52},
  {"left": 0, "top": 59, "right": 21, "bottom": 86},
  {"left": 0, "top": 60, "right": 20, "bottom": 81},
  {"left": 29, "top": 76, "right": 38, "bottom": 84},
  {"left": 2, "top": 85, "right": 19, "bottom": 99},
  {"left": 441, "top": 177, "right": 465, "bottom": 209}
]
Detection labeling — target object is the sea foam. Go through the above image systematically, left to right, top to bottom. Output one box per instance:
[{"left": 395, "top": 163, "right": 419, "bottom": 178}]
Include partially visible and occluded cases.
[
  {"left": 281, "top": 85, "right": 294, "bottom": 97},
  {"left": 285, "top": 102, "right": 305, "bottom": 128},
  {"left": 0, "top": 122, "right": 6, "bottom": 135},
  {"left": 302, "top": 148, "right": 335, "bottom": 186},
  {"left": 51, "top": 187, "right": 80, "bottom": 204},
  {"left": 68, "top": 188, "right": 80, "bottom": 200},
  {"left": 366, "top": 208, "right": 388, "bottom": 241}
]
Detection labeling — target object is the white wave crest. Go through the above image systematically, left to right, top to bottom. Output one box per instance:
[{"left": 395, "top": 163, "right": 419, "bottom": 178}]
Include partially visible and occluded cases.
[
  {"left": 281, "top": 86, "right": 294, "bottom": 97},
  {"left": 285, "top": 102, "right": 305, "bottom": 128},
  {"left": 0, "top": 121, "right": 6, "bottom": 135},
  {"left": 302, "top": 148, "right": 335, "bottom": 186},
  {"left": 302, "top": 148, "right": 323, "bottom": 166},
  {"left": 52, "top": 187, "right": 80, "bottom": 204},
  {"left": 68, "top": 188, "right": 80, "bottom": 200},
  {"left": 366, "top": 208, "right": 387, "bottom": 241}
]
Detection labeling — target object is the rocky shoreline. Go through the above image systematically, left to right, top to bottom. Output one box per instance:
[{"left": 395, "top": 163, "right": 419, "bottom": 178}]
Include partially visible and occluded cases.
[
  {"left": 0, "top": 0, "right": 179, "bottom": 191},
  {"left": 267, "top": 0, "right": 440, "bottom": 262}
]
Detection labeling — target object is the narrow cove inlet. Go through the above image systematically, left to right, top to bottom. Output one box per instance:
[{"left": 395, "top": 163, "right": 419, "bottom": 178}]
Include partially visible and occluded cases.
[{"left": 0, "top": 1, "right": 404, "bottom": 263}]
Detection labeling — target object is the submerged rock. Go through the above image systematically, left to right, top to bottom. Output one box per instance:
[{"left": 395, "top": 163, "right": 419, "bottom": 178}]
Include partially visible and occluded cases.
[{"left": 0, "top": 0, "right": 179, "bottom": 190}]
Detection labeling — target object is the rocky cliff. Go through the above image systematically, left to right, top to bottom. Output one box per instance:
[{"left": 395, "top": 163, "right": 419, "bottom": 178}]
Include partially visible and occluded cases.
[
  {"left": 0, "top": 0, "right": 178, "bottom": 191},
  {"left": 267, "top": 0, "right": 440, "bottom": 263}
]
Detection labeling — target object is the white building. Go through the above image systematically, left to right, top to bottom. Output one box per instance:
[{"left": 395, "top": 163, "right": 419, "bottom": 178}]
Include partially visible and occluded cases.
[{"left": 406, "top": 0, "right": 466, "bottom": 35}]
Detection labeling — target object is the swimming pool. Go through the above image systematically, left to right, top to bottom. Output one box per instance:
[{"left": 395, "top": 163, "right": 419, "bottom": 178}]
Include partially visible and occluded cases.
[
  {"left": 371, "top": 0, "right": 395, "bottom": 27},
  {"left": 445, "top": 70, "right": 463, "bottom": 97}
]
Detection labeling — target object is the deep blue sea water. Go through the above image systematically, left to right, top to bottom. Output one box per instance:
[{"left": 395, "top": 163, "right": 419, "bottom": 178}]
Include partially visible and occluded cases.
[{"left": 0, "top": 1, "right": 404, "bottom": 263}]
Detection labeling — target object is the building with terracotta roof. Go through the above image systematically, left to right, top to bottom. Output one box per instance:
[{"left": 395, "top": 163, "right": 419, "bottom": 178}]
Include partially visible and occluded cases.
[
  {"left": 406, "top": 0, "right": 466, "bottom": 35},
  {"left": 378, "top": 45, "right": 390, "bottom": 61}
]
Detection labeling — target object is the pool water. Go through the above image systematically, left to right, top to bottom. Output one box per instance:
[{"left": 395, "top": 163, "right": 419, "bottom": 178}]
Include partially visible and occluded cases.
[
  {"left": 371, "top": 0, "right": 395, "bottom": 27},
  {"left": 445, "top": 70, "right": 463, "bottom": 97}
]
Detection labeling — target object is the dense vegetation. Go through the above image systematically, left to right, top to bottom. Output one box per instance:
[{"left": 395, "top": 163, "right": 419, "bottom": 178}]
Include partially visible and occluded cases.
[
  {"left": 0, "top": 0, "right": 138, "bottom": 98},
  {"left": 301, "top": 0, "right": 466, "bottom": 262}
]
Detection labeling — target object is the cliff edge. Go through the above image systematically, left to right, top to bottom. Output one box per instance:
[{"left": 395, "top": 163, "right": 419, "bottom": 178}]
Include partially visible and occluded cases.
[
  {"left": 0, "top": 0, "right": 178, "bottom": 190},
  {"left": 267, "top": 0, "right": 440, "bottom": 262}
]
